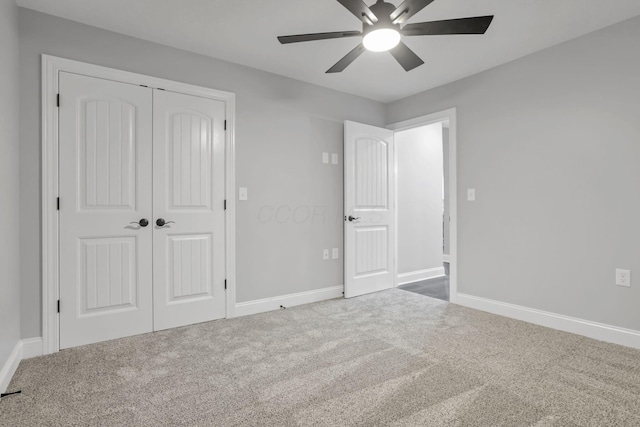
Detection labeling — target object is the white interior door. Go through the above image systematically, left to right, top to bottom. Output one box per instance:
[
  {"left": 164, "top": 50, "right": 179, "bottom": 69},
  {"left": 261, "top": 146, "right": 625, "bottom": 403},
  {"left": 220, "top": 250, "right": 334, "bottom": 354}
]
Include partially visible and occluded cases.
[
  {"left": 59, "top": 72, "right": 153, "bottom": 349},
  {"left": 152, "top": 90, "right": 226, "bottom": 331},
  {"left": 344, "top": 121, "right": 395, "bottom": 298}
]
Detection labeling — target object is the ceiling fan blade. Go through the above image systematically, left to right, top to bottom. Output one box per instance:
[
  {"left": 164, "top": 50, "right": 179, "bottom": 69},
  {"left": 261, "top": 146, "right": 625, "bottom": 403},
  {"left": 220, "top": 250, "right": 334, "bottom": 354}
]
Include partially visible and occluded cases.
[
  {"left": 336, "top": 0, "right": 378, "bottom": 25},
  {"left": 390, "top": 0, "right": 436, "bottom": 25},
  {"left": 402, "top": 16, "right": 495, "bottom": 36},
  {"left": 278, "top": 31, "right": 362, "bottom": 44},
  {"left": 389, "top": 42, "right": 424, "bottom": 71},
  {"left": 326, "top": 43, "right": 366, "bottom": 73}
]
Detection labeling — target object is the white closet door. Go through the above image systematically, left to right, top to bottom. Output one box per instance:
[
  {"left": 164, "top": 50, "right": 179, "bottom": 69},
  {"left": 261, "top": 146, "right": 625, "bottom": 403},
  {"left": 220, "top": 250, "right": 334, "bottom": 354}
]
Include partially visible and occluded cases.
[
  {"left": 59, "top": 72, "right": 153, "bottom": 349},
  {"left": 152, "top": 90, "right": 226, "bottom": 330},
  {"left": 344, "top": 121, "right": 395, "bottom": 298}
]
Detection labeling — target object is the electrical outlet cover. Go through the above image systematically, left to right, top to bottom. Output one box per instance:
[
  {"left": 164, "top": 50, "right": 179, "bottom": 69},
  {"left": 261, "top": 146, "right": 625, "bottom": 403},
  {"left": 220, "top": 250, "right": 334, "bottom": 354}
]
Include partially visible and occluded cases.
[{"left": 616, "top": 269, "right": 631, "bottom": 287}]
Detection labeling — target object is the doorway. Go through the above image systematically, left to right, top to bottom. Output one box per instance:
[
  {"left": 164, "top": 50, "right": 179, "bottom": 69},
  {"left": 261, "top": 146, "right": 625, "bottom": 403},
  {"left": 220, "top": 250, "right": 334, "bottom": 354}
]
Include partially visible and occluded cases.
[
  {"left": 42, "top": 56, "right": 237, "bottom": 354},
  {"left": 343, "top": 109, "right": 457, "bottom": 302},
  {"left": 389, "top": 110, "right": 457, "bottom": 302},
  {"left": 395, "top": 120, "right": 450, "bottom": 301}
]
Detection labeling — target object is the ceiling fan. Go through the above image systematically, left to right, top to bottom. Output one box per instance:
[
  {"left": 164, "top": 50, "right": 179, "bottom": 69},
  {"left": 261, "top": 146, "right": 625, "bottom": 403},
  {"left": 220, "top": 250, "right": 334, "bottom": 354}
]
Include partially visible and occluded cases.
[{"left": 277, "top": 0, "right": 494, "bottom": 73}]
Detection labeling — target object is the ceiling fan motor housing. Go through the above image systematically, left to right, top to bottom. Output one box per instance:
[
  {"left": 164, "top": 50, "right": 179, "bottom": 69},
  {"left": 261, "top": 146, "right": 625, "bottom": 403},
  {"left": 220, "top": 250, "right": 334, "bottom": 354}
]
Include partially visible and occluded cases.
[{"left": 364, "top": 1, "right": 400, "bottom": 35}]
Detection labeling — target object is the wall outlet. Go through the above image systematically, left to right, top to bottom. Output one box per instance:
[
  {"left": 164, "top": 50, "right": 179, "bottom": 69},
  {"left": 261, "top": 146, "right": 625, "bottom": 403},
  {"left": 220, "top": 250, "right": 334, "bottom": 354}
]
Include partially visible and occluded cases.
[
  {"left": 322, "top": 152, "right": 329, "bottom": 164},
  {"left": 331, "top": 153, "right": 339, "bottom": 165},
  {"left": 239, "top": 187, "right": 248, "bottom": 201},
  {"left": 467, "top": 188, "right": 476, "bottom": 201},
  {"left": 332, "top": 248, "right": 339, "bottom": 259},
  {"left": 323, "top": 249, "right": 329, "bottom": 260},
  {"left": 616, "top": 269, "right": 631, "bottom": 287}
]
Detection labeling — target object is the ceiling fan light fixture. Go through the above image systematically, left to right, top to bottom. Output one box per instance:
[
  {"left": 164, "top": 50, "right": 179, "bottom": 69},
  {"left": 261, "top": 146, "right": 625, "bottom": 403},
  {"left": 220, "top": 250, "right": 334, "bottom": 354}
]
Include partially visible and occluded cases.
[
  {"left": 277, "top": 0, "right": 495, "bottom": 73},
  {"left": 363, "top": 28, "right": 401, "bottom": 52}
]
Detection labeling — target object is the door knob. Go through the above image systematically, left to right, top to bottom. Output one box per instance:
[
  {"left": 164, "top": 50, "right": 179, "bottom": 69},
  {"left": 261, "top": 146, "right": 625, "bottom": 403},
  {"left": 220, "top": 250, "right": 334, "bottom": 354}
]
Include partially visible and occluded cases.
[
  {"left": 348, "top": 216, "right": 361, "bottom": 222},
  {"left": 130, "top": 218, "right": 149, "bottom": 227},
  {"left": 156, "top": 218, "right": 175, "bottom": 227}
]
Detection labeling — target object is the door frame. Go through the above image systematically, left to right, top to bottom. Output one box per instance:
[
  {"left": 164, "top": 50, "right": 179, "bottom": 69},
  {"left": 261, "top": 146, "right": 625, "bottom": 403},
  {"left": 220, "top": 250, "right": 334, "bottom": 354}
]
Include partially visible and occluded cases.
[
  {"left": 42, "top": 55, "right": 237, "bottom": 355},
  {"left": 387, "top": 108, "right": 458, "bottom": 303}
]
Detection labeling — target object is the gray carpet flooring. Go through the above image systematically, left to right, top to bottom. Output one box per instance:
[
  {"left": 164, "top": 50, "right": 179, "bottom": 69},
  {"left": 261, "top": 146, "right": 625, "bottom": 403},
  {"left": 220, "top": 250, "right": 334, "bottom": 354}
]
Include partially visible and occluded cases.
[{"left": 2, "top": 289, "right": 640, "bottom": 426}]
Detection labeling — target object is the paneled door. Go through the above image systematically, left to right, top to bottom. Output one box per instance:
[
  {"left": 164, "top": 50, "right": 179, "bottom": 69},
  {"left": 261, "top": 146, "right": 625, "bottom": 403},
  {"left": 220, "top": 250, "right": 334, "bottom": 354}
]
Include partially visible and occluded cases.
[
  {"left": 59, "top": 72, "right": 154, "bottom": 349},
  {"left": 59, "top": 73, "right": 227, "bottom": 348},
  {"left": 152, "top": 90, "right": 226, "bottom": 330},
  {"left": 344, "top": 121, "right": 395, "bottom": 298}
]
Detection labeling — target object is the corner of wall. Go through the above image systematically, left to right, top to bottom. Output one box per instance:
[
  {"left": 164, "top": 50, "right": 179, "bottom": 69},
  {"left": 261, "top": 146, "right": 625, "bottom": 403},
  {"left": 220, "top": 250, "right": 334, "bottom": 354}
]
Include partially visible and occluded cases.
[{"left": 0, "top": 0, "right": 23, "bottom": 389}]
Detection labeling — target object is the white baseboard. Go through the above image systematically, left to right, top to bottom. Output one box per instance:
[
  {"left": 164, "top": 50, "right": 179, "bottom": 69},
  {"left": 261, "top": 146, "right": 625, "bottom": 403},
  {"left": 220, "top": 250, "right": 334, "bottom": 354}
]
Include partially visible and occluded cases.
[
  {"left": 443, "top": 254, "right": 450, "bottom": 263},
  {"left": 397, "top": 267, "right": 445, "bottom": 286},
  {"left": 235, "top": 286, "right": 344, "bottom": 317},
  {"left": 456, "top": 293, "right": 640, "bottom": 350},
  {"left": 0, "top": 337, "right": 45, "bottom": 393},
  {"left": 21, "top": 337, "right": 43, "bottom": 359},
  {"left": 0, "top": 341, "right": 22, "bottom": 393}
]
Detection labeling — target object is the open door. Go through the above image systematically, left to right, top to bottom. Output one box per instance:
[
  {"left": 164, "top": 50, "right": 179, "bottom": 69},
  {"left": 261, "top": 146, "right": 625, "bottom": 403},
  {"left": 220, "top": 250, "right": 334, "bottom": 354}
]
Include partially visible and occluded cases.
[{"left": 344, "top": 121, "right": 395, "bottom": 298}]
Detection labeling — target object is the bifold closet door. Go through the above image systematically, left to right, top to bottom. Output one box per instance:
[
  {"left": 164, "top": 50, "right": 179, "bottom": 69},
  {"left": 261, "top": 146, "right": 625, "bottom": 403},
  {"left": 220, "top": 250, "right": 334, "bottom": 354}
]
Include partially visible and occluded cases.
[
  {"left": 59, "top": 72, "right": 154, "bottom": 349},
  {"left": 152, "top": 90, "right": 227, "bottom": 330}
]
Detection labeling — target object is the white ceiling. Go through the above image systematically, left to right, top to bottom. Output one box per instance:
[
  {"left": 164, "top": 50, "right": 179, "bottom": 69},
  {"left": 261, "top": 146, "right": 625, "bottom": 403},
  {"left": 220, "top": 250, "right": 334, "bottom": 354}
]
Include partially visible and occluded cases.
[{"left": 17, "top": 0, "right": 640, "bottom": 103}]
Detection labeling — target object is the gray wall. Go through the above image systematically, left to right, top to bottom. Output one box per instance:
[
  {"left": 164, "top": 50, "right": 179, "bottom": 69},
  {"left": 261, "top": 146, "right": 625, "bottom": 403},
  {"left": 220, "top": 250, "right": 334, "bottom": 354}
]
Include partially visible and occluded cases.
[
  {"left": 0, "top": 0, "right": 21, "bottom": 374},
  {"left": 19, "top": 9, "right": 386, "bottom": 339},
  {"left": 387, "top": 15, "right": 640, "bottom": 331},
  {"left": 396, "top": 123, "right": 444, "bottom": 275}
]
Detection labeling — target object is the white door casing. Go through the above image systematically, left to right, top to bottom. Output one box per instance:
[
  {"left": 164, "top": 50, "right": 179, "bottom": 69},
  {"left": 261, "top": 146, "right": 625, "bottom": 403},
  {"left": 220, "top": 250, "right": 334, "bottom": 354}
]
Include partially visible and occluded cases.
[
  {"left": 59, "top": 72, "right": 154, "bottom": 349},
  {"left": 152, "top": 90, "right": 226, "bottom": 330},
  {"left": 387, "top": 108, "right": 458, "bottom": 301},
  {"left": 344, "top": 121, "right": 395, "bottom": 298}
]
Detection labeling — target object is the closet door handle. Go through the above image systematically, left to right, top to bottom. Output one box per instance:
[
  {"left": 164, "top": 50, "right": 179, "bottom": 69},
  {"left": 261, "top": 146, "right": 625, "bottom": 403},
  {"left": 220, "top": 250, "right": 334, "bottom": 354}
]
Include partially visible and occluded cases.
[
  {"left": 156, "top": 218, "right": 175, "bottom": 227},
  {"left": 130, "top": 219, "right": 149, "bottom": 227}
]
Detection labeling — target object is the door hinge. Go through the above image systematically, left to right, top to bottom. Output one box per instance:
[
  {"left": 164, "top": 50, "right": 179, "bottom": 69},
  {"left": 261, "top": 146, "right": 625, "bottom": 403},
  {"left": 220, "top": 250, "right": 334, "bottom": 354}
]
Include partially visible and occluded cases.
[
  {"left": 56, "top": 94, "right": 60, "bottom": 107},
  {"left": 224, "top": 120, "right": 227, "bottom": 131},
  {"left": 57, "top": 197, "right": 60, "bottom": 210},
  {"left": 224, "top": 200, "right": 227, "bottom": 210},
  {"left": 224, "top": 279, "right": 227, "bottom": 290},
  {"left": 57, "top": 300, "right": 60, "bottom": 313}
]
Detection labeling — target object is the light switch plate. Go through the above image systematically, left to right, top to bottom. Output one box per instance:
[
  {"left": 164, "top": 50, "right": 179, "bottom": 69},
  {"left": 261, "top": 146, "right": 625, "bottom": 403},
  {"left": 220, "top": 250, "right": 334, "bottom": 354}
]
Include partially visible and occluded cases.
[
  {"left": 322, "top": 152, "right": 329, "bottom": 164},
  {"left": 331, "top": 153, "right": 339, "bottom": 165},
  {"left": 239, "top": 187, "right": 248, "bottom": 201},
  {"left": 467, "top": 189, "right": 476, "bottom": 201},
  {"left": 332, "top": 248, "right": 339, "bottom": 259},
  {"left": 323, "top": 249, "right": 330, "bottom": 260}
]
